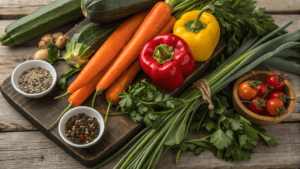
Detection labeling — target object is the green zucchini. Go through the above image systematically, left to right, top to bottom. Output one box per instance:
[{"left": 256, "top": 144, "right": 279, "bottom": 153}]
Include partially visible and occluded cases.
[
  {"left": 0, "top": 0, "right": 83, "bottom": 46},
  {"left": 81, "top": 0, "right": 161, "bottom": 23},
  {"left": 61, "top": 21, "right": 122, "bottom": 68}
]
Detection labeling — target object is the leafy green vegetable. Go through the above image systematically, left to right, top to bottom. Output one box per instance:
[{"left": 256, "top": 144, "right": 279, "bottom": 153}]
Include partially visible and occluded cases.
[
  {"left": 47, "top": 43, "right": 63, "bottom": 64},
  {"left": 56, "top": 68, "right": 82, "bottom": 90},
  {"left": 117, "top": 79, "right": 185, "bottom": 128},
  {"left": 175, "top": 92, "right": 279, "bottom": 162}
]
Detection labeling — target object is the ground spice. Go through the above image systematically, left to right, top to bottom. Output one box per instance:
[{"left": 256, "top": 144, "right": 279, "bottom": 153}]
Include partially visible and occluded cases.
[
  {"left": 19, "top": 67, "right": 52, "bottom": 94},
  {"left": 65, "top": 113, "right": 100, "bottom": 145}
]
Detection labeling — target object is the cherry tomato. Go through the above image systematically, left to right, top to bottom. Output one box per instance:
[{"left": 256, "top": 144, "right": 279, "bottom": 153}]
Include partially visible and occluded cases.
[
  {"left": 266, "top": 74, "right": 284, "bottom": 91},
  {"left": 238, "top": 81, "right": 258, "bottom": 100},
  {"left": 256, "top": 83, "right": 269, "bottom": 98},
  {"left": 269, "top": 91, "right": 287, "bottom": 104},
  {"left": 248, "top": 96, "right": 266, "bottom": 114},
  {"left": 266, "top": 98, "right": 286, "bottom": 116}
]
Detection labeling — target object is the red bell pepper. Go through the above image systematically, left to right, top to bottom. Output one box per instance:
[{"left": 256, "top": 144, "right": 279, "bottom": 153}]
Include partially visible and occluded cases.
[{"left": 139, "top": 33, "right": 195, "bottom": 90}]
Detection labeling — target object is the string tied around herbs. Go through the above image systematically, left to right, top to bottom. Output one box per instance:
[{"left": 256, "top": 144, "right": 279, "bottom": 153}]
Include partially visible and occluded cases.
[{"left": 190, "top": 79, "right": 214, "bottom": 110}]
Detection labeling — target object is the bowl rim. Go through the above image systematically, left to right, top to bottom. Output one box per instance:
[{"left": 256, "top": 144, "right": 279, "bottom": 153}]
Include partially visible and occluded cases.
[
  {"left": 11, "top": 60, "right": 57, "bottom": 97},
  {"left": 233, "top": 70, "right": 296, "bottom": 123},
  {"left": 58, "top": 106, "right": 105, "bottom": 148}
]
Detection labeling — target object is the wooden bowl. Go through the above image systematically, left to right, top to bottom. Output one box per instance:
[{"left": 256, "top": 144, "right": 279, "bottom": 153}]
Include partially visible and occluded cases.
[{"left": 232, "top": 70, "right": 296, "bottom": 125}]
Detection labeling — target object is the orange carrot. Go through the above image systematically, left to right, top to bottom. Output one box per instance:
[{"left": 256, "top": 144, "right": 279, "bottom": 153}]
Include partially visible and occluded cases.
[
  {"left": 92, "top": 2, "right": 172, "bottom": 104},
  {"left": 66, "top": 10, "right": 149, "bottom": 94},
  {"left": 157, "top": 16, "right": 177, "bottom": 35},
  {"left": 48, "top": 57, "right": 117, "bottom": 130},
  {"left": 103, "top": 59, "right": 141, "bottom": 122}
]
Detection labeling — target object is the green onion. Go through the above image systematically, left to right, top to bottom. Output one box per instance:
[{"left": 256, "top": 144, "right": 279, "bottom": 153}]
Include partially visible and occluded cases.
[{"left": 264, "top": 57, "right": 300, "bottom": 75}]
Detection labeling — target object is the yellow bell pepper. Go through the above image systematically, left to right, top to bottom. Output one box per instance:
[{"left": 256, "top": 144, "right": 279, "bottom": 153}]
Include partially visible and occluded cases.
[{"left": 173, "top": 5, "right": 220, "bottom": 62}]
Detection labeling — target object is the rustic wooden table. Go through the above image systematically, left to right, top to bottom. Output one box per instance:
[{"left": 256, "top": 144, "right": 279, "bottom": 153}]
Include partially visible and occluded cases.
[{"left": 0, "top": 0, "right": 299, "bottom": 168}]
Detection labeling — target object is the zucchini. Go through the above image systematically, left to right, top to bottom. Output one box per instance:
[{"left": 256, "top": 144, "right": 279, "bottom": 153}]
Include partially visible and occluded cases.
[
  {"left": 0, "top": 0, "right": 83, "bottom": 46},
  {"left": 81, "top": 0, "right": 160, "bottom": 23},
  {"left": 61, "top": 21, "right": 122, "bottom": 68}
]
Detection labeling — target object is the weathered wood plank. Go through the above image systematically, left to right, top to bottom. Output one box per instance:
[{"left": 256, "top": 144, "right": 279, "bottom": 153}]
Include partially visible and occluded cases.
[
  {"left": 0, "top": 0, "right": 299, "bottom": 19},
  {"left": 0, "top": 0, "right": 55, "bottom": 19},
  {"left": 256, "top": 0, "right": 300, "bottom": 13},
  {"left": 0, "top": 123, "right": 299, "bottom": 169}
]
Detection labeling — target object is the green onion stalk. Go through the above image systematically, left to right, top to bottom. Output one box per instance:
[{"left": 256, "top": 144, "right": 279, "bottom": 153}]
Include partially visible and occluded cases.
[{"left": 93, "top": 21, "right": 300, "bottom": 169}]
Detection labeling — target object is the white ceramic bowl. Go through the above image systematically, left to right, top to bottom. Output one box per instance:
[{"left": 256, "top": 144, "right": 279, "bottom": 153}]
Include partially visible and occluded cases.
[
  {"left": 11, "top": 60, "right": 57, "bottom": 98},
  {"left": 58, "top": 106, "right": 105, "bottom": 148}
]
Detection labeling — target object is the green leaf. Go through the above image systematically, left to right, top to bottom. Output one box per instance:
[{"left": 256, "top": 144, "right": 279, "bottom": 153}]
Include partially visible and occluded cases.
[
  {"left": 47, "top": 43, "right": 61, "bottom": 64},
  {"left": 56, "top": 68, "right": 82, "bottom": 90},
  {"left": 166, "top": 98, "right": 184, "bottom": 109},
  {"left": 137, "top": 105, "right": 148, "bottom": 115},
  {"left": 227, "top": 118, "right": 243, "bottom": 131},
  {"left": 210, "top": 128, "right": 232, "bottom": 150},
  {"left": 226, "top": 130, "right": 234, "bottom": 140},
  {"left": 258, "top": 132, "right": 279, "bottom": 146},
  {"left": 179, "top": 142, "right": 188, "bottom": 152},
  {"left": 187, "top": 143, "right": 196, "bottom": 151},
  {"left": 194, "top": 147, "right": 206, "bottom": 156}
]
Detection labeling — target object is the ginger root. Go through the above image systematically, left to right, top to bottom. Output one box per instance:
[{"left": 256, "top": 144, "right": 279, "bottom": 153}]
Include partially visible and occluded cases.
[
  {"left": 52, "top": 32, "right": 64, "bottom": 43},
  {"left": 38, "top": 34, "right": 54, "bottom": 49},
  {"left": 55, "top": 35, "right": 68, "bottom": 49},
  {"left": 34, "top": 49, "right": 48, "bottom": 62}
]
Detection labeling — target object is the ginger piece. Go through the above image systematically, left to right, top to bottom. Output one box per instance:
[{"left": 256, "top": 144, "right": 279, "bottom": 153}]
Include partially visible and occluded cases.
[
  {"left": 52, "top": 32, "right": 64, "bottom": 43},
  {"left": 38, "top": 34, "right": 54, "bottom": 49},
  {"left": 55, "top": 35, "right": 68, "bottom": 49},
  {"left": 34, "top": 49, "right": 49, "bottom": 62}
]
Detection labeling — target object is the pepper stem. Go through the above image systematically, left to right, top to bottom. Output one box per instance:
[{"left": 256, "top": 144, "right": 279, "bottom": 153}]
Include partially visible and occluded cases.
[
  {"left": 185, "top": 5, "right": 215, "bottom": 33},
  {"left": 153, "top": 44, "right": 175, "bottom": 64},
  {"left": 92, "top": 90, "right": 103, "bottom": 108},
  {"left": 54, "top": 91, "right": 70, "bottom": 99},
  {"left": 104, "top": 99, "right": 116, "bottom": 123},
  {"left": 48, "top": 102, "right": 73, "bottom": 130}
]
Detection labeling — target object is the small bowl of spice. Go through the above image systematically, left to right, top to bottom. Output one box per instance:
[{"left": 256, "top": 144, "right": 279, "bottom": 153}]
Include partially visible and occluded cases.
[
  {"left": 11, "top": 60, "right": 57, "bottom": 98},
  {"left": 58, "top": 106, "right": 105, "bottom": 148}
]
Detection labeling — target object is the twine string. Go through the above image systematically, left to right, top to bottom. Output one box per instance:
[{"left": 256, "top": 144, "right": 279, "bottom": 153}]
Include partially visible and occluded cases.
[{"left": 191, "top": 79, "right": 214, "bottom": 110}]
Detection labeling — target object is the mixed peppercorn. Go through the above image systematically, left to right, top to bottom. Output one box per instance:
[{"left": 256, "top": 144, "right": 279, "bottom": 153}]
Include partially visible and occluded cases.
[{"left": 65, "top": 113, "right": 100, "bottom": 144}]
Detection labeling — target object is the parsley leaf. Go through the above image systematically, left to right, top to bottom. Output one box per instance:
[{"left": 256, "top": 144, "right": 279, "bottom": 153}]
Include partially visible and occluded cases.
[{"left": 56, "top": 68, "right": 82, "bottom": 90}]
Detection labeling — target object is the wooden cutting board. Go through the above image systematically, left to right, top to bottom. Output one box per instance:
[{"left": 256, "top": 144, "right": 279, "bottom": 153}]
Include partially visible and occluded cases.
[{"left": 0, "top": 19, "right": 227, "bottom": 167}]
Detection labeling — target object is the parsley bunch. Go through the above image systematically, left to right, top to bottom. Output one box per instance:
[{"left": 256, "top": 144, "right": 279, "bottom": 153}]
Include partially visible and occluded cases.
[
  {"left": 172, "top": 0, "right": 280, "bottom": 55},
  {"left": 117, "top": 79, "right": 185, "bottom": 128},
  {"left": 175, "top": 93, "right": 279, "bottom": 162}
]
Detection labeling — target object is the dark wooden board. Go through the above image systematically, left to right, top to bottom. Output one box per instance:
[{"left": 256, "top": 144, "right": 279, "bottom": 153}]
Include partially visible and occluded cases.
[{"left": 0, "top": 20, "right": 226, "bottom": 167}]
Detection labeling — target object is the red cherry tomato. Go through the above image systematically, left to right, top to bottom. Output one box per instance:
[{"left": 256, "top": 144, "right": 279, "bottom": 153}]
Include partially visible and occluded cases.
[
  {"left": 266, "top": 74, "right": 284, "bottom": 91},
  {"left": 238, "top": 81, "right": 258, "bottom": 100},
  {"left": 256, "top": 83, "right": 268, "bottom": 98},
  {"left": 269, "top": 91, "right": 287, "bottom": 104},
  {"left": 248, "top": 96, "right": 266, "bottom": 114},
  {"left": 266, "top": 98, "right": 286, "bottom": 116}
]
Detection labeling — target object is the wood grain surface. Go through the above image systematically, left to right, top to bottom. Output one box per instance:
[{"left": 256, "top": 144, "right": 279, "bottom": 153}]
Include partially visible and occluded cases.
[{"left": 0, "top": 0, "right": 299, "bottom": 169}]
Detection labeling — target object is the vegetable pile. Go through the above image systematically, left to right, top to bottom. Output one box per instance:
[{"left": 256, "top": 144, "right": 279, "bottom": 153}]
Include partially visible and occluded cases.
[
  {"left": 2, "top": 0, "right": 300, "bottom": 167},
  {"left": 92, "top": 21, "right": 300, "bottom": 168}
]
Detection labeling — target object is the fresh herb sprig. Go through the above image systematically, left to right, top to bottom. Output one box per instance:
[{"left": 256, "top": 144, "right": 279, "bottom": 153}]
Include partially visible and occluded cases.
[{"left": 117, "top": 79, "right": 185, "bottom": 128}]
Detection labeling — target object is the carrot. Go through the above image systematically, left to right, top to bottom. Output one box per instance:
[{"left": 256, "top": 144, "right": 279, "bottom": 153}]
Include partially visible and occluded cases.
[
  {"left": 92, "top": 2, "right": 172, "bottom": 104},
  {"left": 66, "top": 10, "right": 150, "bottom": 94},
  {"left": 157, "top": 16, "right": 177, "bottom": 35},
  {"left": 48, "top": 57, "right": 117, "bottom": 130},
  {"left": 103, "top": 59, "right": 141, "bottom": 123}
]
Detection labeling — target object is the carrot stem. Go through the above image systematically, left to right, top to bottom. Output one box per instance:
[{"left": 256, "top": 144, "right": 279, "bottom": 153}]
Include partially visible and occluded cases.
[
  {"left": 92, "top": 90, "right": 103, "bottom": 108},
  {"left": 54, "top": 92, "right": 70, "bottom": 99},
  {"left": 104, "top": 99, "right": 116, "bottom": 123},
  {"left": 48, "top": 102, "right": 73, "bottom": 130}
]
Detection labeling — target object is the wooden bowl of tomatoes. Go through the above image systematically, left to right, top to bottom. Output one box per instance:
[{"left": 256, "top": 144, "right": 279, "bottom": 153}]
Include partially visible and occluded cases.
[{"left": 232, "top": 70, "right": 296, "bottom": 125}]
